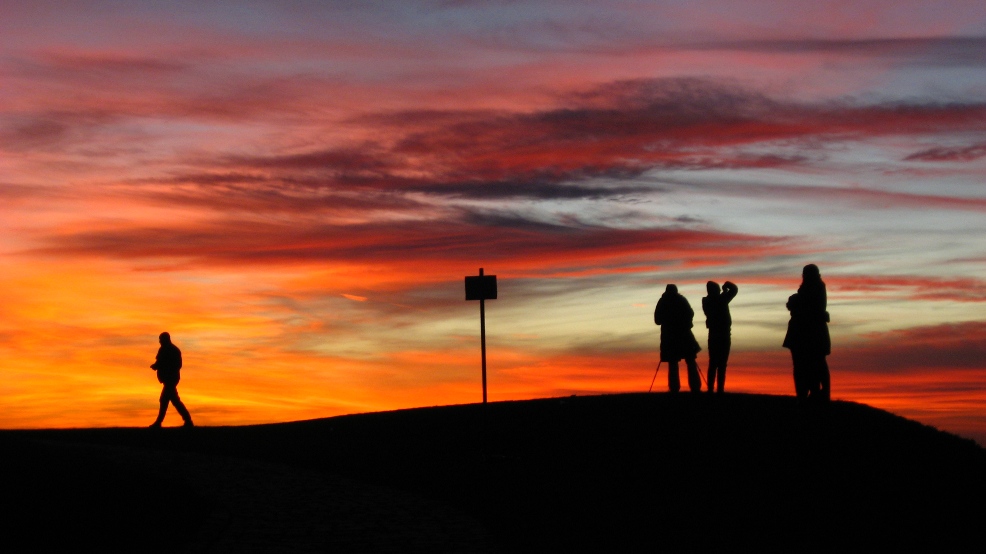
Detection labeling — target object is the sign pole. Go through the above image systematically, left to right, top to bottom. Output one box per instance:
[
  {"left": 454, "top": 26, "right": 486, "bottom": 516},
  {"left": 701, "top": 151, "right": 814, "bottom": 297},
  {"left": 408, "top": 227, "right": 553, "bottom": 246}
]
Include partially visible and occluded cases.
[
  {"left": 465, "top": 268, "right": 496, "bottom": 404},
  {"left": 479, "top": 268, "right": 487, "bottom": 404}
]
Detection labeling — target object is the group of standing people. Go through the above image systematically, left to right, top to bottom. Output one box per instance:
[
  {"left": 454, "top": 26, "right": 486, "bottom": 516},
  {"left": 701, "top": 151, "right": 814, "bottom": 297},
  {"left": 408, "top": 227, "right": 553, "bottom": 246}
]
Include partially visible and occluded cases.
[
  {"left": 654, "top": 264, "right": 830, "bottom": 399},
  {"left": 654, "top": 280, "right": 738, "bottom": 393}
]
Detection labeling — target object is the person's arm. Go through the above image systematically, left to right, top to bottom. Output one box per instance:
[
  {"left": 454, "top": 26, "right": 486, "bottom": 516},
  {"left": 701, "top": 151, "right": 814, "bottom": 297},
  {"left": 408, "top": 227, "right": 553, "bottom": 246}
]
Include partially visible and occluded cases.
[{"left": 722, "top": 281, "right": 738, "bottom": 303}]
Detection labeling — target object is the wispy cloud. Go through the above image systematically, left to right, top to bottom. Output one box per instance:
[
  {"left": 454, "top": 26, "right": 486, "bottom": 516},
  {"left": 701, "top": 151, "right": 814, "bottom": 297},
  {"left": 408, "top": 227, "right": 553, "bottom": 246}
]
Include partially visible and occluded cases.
[
  {"left": 698, "top": 36, "right": 986, "bottom": 67},
  {"left": 116, "top": 78, "right": 986, "bottom": 210},
  {"left": 904, "top": 142, "right": 986, "bottom": 162},
  {"left": 33, "top": 215, "right": 794, "bottom": 279},
  {"left": 828, "top": 275, "right": 986, "bottom": 303},
  {"left": 833, "top": 321, "right": 986, "bottom": 372}
]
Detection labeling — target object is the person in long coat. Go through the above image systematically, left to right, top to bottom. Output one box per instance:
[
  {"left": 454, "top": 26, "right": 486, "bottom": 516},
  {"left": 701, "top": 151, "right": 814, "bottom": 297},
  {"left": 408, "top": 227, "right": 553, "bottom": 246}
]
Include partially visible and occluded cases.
[
  {"left": 782, "top": 265, "right": 831, "bottom": 400},
  {"left": 703, "top": 280, "right": 738, "bottom": 393},
  {"left": 655, "top": 284, "right": 702, "bottom": 393}
]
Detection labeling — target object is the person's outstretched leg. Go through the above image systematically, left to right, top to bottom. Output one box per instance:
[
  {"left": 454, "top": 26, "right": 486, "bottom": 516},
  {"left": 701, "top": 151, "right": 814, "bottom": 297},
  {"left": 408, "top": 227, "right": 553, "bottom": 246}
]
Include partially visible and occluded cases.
[
  {"left": 668, "top": 360, "right": 681, "bottom": 393},
  {"left": 151, "top": 386, "right": 170, "bottom": 427},
  {"left": 171, "top": 390, "right": 193, "bottom": 427}
]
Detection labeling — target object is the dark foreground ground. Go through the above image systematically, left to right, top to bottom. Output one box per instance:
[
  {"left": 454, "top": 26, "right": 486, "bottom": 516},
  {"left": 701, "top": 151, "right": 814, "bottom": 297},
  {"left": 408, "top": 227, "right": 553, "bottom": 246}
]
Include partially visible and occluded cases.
[{"left": 2, "top": 393, "right": 984, "bottom": 553}]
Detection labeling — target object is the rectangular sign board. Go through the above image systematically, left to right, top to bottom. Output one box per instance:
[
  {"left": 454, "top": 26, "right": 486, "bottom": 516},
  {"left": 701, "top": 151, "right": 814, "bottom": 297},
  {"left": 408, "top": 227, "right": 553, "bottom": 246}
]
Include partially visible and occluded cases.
[{"left": 465, "top": 275, "right": 497, "bottom": 301}]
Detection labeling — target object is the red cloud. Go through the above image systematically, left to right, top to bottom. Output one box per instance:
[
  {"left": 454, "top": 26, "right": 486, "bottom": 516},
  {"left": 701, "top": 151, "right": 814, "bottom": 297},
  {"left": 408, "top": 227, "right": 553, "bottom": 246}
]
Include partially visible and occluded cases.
[
  {"left": 204, "top": 79, "right": 986, "bottom": 204},
  {"left": 34, "top": 218, "right": 795, "bottom": 280},
  {"left": 737, "top": 274, "right": 986, "bottom": 303},
  {"left": 827, "top": 275, "right": 986, "bottom": 302},
  {"left": 833, "top": 321, "right": 986, "bottom": 373}
]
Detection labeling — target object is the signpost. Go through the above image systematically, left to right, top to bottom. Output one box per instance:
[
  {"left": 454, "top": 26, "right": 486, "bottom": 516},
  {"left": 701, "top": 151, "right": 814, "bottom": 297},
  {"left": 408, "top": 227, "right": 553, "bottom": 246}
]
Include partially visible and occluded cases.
[{"left": 465, "top": 268, "right": 497, "bottom": 404}]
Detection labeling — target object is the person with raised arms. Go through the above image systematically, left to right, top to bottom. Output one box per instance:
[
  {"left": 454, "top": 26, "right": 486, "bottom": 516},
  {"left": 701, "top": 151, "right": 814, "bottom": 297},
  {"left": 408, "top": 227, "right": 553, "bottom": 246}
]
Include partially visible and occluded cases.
[{"left": 703, "top": 280, "right": 738, "bottom": 393}]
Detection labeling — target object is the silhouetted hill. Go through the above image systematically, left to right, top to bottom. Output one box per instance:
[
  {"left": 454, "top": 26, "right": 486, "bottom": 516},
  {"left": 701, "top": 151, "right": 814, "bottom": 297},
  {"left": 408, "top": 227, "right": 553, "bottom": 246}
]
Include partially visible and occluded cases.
[{"left": 4, "top": 393, "right": 984, "bottom": 552}]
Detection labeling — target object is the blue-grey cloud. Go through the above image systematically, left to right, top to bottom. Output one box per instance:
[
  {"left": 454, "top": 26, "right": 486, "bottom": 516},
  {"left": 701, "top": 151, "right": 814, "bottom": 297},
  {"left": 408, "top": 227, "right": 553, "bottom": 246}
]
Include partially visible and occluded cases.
[{"left": 699, "top": 36, "right": 986, "bottom": 67}]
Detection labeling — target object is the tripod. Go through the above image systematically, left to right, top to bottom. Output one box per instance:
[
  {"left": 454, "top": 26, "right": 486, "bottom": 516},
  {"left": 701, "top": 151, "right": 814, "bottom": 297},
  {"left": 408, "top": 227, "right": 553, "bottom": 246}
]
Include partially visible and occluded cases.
[
  {"left": 648, "top": 359, "right": 709, "bottom": 392},
  {"left": 647, "top": 361, "right": 664, "bottom": 392}
]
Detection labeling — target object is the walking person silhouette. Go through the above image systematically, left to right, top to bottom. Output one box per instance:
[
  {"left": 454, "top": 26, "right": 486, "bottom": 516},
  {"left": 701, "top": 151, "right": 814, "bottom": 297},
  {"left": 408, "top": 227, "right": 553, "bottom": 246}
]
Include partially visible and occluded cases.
[
  {"left": 702, "top": 281, "right": 738, "bottom": 393},
  {"left": 654, "top": 285, "right": 702, "bottom": 393},
  {"left": 149, "top": 332, "right": 193, "bottom": 428}
]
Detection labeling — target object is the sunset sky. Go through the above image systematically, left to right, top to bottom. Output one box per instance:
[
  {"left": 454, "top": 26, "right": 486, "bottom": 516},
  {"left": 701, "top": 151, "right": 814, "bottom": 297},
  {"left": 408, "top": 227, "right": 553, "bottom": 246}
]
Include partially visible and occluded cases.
[{"left": 2, "top": 1, "right": 985, "bottom": 443}]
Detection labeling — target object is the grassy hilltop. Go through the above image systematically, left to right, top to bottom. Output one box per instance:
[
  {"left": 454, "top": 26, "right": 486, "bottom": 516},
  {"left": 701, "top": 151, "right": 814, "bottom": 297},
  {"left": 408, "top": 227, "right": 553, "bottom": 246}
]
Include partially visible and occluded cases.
[{"left": 3, "top": 393, "right": 984, "bottom": 552}]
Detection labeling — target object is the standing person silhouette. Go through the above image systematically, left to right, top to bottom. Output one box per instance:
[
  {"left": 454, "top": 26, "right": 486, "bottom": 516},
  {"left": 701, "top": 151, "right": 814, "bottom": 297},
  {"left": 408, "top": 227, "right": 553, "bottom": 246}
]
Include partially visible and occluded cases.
[
  {"left": 782, "top": 265, "right": 831, "bottom": 400},
  {"left": 702, "top": 281, "right": 738, "bottom": 393},
  {"left": 654, "top": 284, "right": 702, "bottom": 393},
  {"left": 783, "top": 292, "right": 810, "bottom": 399},
  {"left": 149, "top": 332, "right": 193, "bottom": 428}
]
